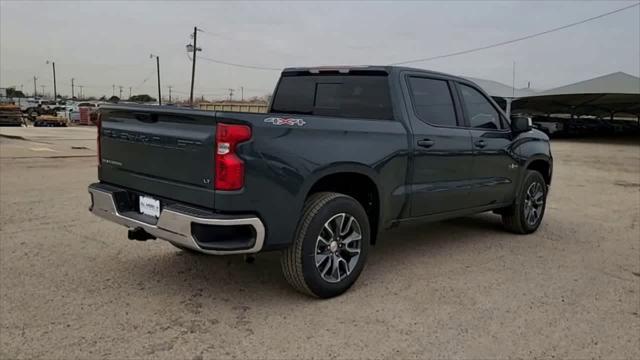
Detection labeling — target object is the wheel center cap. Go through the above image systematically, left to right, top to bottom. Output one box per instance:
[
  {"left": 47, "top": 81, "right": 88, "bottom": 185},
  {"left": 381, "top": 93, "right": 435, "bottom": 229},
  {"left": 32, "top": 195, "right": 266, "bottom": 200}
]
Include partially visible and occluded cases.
[{"left": 329, "top": 241, "right": 338, "bottom": 253}]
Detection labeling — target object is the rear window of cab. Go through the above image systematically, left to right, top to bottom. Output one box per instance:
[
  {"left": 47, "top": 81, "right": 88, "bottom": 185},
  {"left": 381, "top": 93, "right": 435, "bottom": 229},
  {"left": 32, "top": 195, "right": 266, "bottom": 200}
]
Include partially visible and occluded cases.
[{"left": 271, "top": 73, "right": 394, "bottom": 120}]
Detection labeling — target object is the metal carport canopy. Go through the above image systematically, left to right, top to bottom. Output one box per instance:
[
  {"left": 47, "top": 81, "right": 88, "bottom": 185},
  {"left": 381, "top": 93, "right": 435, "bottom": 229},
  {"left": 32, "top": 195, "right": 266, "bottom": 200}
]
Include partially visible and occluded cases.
[
  {"left": 513, "top": 72, "right": 640, "bottom": 117},
  {"left": 464, "top": 77, "right": 537, "bottom": 99}
]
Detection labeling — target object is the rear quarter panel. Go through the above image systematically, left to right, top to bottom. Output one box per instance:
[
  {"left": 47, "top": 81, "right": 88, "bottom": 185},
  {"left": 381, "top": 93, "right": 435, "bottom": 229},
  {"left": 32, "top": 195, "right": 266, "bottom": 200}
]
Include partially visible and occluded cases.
[{"left": 216, "top": 112, "right": 410, "bottom": 250}]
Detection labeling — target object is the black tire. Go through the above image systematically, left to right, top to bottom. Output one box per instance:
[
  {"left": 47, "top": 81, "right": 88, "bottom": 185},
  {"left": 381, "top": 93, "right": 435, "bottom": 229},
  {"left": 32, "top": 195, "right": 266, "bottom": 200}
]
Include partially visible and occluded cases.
[
  {"left": 502, "top": 170, "right": 548, "bottom": 234},
  {"left": 281, "top": 192, "right": 370, "bottom": 298}
]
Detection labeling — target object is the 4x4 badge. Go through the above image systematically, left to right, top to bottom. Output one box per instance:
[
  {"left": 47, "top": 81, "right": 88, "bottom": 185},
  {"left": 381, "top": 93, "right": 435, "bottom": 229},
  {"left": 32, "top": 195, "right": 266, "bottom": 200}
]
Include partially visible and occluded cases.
[
  {"left": 264, "top": 117, "right": 306, "bottom": 127},
  {"left": 509, "top": 163, "right": 519, "bottom": 169}
]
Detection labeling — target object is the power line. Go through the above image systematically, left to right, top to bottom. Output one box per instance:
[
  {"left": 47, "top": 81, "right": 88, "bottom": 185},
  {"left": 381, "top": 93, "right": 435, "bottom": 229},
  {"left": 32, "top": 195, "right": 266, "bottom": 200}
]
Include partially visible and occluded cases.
[
  {"left": 389, "top": 2, "right": 640, "bottom": 65},
  {"left": 189, "top": 3, "right": 638, "bottom": 71},
  {"left": 196, "top": 54, "right": 281, "bottom": 71},
  {"left": 127, "top": 70, "right": 155, "bottom": 92}
]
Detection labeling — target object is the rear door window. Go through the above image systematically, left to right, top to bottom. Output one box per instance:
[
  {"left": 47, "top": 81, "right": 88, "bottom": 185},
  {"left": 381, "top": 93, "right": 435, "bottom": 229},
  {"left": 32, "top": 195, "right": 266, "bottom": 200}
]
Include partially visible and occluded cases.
[
  {"left": 271, "top": 74, "right": 394, "bottom": 120},
  {"left": 408, "top": 77, "right": 458, "bottom": 127}
]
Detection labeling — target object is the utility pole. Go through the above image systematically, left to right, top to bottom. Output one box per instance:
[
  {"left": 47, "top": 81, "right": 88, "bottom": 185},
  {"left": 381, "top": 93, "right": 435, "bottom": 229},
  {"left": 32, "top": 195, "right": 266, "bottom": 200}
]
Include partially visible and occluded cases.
[
  {"left": 187, "top": 26, "right": 202, "bottom": 106},
  {"left": 150, "top": 54, "right": 161, "bottom": 105},
  {"left": 156, "top": 56, "right": 161, "bottom": 105},
  {"left": 46, "top": 61, "right": 57, "bottom": 99},
  {"left": 52, "top": 62, "right": 57, "bottom": 99},
  {"left": 33, "top": 76, "right": 38, "bottom": 97},
  {"left": 71, "top": 78, "right": 75, "bottom": 99},
  {"left": 112, "top": 84, "right": 115, "bottom": 97},
  {"left": 41, "top": 85, "right": 46, "bottom": 98},
  {"left": 78, "top": 85, "right": 84, "bottom": 99},
  {"left": 119, "top": 85, "right": 123, "bottom": 99},
  {"left": 168, "top": 85, "right": 172, "bottom": 102},
  {"left": 129, "top": 86, "right": 132, "bottom": 99},
  {"left": 241, "top": 86, "right": 244, "bottom": 101},
  {"left": 228, "top": 88, "right": 234, "bottom": 101}
]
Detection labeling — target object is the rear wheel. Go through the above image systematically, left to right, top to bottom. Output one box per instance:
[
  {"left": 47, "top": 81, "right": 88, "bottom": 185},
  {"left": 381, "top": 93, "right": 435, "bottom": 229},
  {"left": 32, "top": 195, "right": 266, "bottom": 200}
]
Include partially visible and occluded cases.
[
  {"left": 502, "top": 170, "right": 548, "bottom": 234},
  {"left": 281, "top": 192, "right": 370, "bottom": 298}
]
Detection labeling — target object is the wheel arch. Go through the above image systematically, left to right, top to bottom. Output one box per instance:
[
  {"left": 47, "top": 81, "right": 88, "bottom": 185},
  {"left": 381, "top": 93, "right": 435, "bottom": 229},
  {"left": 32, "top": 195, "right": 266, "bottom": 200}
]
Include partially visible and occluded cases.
[
  {"left": 525, "top": 157, "right": 552, "bottom": 186},
  {"left": 303, "top": 166, "right": 381, "bottom": 245}
]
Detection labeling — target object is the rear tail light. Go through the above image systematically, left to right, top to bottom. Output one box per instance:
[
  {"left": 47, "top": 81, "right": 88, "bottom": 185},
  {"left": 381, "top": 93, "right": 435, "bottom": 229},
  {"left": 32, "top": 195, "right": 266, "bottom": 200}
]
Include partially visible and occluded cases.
[{"left": 215, "top": 123, "right": 251, "bottom": 190}]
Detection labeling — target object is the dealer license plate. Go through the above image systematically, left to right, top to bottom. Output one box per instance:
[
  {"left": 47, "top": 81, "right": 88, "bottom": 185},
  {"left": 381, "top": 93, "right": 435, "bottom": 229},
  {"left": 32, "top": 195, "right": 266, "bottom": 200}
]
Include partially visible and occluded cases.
[{"left": 139, "top": 195, "right": 160, "bottom": 218}]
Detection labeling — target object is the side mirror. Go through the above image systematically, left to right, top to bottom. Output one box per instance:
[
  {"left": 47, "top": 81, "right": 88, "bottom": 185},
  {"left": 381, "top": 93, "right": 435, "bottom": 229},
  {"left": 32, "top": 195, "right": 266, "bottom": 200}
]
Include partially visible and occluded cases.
[{"left": 510, "top": 114, "right": 532, "bottom": 133}]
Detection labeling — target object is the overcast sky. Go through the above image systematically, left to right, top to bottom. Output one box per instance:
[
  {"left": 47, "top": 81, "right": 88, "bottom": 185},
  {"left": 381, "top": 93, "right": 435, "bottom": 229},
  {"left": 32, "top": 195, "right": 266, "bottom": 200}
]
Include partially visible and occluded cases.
[{"left": 1, "top": 0, "right": 639, "bottom": 100}]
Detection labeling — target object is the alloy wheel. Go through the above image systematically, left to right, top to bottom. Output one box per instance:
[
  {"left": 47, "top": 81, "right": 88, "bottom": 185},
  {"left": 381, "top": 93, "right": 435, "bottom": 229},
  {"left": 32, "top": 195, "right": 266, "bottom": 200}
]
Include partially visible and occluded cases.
[
  {"left": 524, "top": 181, "right": 545, "bottom": 226},
  {"left": 314, "top": 213, "right": 362, "bottom": 283}
]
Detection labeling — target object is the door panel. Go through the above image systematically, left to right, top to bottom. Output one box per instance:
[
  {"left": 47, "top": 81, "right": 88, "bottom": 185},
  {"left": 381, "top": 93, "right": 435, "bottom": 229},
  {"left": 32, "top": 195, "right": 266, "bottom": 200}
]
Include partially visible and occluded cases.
[
  {"left": 403, "top": 75, "right": 474, "bottom": 217},
  {"left": 456, "top": 83, "right": 518, "bottom": 206},
  {"left": 411, "top": 128, "right": 474, "bottom": 215},
  {"left": 468, "top": 130, "right": 518, "bottom": 205}
]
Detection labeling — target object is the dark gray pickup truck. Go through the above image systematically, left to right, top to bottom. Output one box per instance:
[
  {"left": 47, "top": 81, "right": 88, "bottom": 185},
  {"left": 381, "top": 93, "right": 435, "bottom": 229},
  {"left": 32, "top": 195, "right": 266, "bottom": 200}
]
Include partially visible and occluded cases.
[{"left": 89, "top": 65, "right": 552, "bottom": 298}]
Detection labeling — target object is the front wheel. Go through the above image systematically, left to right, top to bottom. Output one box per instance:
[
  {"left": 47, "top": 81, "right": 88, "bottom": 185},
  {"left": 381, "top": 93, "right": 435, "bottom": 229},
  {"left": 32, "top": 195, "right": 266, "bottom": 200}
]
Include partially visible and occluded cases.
[
  {"left": 502, "top": 170, "right": 548, "bottom": 234},
  {"left": 281, "top": 192, "right": 370, "bottom": 298}
]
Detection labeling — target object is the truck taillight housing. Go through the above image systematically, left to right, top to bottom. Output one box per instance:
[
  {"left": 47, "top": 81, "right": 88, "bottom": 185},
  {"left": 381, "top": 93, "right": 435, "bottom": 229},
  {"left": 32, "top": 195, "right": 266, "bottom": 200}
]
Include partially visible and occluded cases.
[{"left": 215, "top": 123, "right": 251, "bottom": 190}]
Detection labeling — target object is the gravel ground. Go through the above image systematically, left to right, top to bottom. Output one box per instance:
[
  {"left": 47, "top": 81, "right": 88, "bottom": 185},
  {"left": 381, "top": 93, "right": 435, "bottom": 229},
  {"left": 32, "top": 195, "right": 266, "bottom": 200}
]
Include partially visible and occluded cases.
[{"left": 1, "top": 128, "right": 639, "bottom": 359}]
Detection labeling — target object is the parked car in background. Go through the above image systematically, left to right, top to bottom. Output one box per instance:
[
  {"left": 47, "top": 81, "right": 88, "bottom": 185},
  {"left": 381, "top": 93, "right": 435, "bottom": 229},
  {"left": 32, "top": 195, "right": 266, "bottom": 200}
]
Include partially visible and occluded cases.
[
  {"left": 21, "top": 98, "right": 42, "bottom": 116},
  {"left": 22, "top": 99, "right": 65, "bottom": 118},
  {"left": 69, "top": 102, "right": 100, "bottom": 123},
  {"left": 67, "top": 103, "right": 80, "bottom": 122},
  {"left": 532, "top": 117, "right": 565, "bottom": 136}
]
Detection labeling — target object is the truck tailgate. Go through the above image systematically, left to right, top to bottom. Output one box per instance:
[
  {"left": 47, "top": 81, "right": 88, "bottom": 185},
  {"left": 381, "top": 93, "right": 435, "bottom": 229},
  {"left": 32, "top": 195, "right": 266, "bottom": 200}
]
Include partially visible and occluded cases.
[{"left": 98, "top": 106, "right": 216, "bottom": 208}]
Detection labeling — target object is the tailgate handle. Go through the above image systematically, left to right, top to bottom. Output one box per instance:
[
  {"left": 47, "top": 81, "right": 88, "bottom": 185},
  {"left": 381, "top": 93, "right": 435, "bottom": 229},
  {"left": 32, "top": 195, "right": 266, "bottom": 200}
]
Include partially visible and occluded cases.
[{"left": 134, "top": 113, "right": 158, "bottom": 123}]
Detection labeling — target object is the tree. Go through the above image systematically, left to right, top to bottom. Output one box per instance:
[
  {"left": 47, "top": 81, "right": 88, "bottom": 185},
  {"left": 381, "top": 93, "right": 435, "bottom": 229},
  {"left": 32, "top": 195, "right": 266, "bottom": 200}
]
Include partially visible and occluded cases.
[
  {"left": 6, "top": 87, "right": 25, "bottom": 98},
  {"left": 129, "top": 94, "right": 156, "bottom": 103},
  {"left": 108, "top": 96, "right": 120, "bottom": 103}
]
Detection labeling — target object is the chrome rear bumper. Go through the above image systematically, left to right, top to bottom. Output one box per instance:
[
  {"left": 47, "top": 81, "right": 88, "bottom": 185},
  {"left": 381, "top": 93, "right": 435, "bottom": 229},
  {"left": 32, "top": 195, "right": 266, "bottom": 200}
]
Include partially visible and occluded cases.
[{"left": 88, "top": 184, "right": 265, "bottom": 255}]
